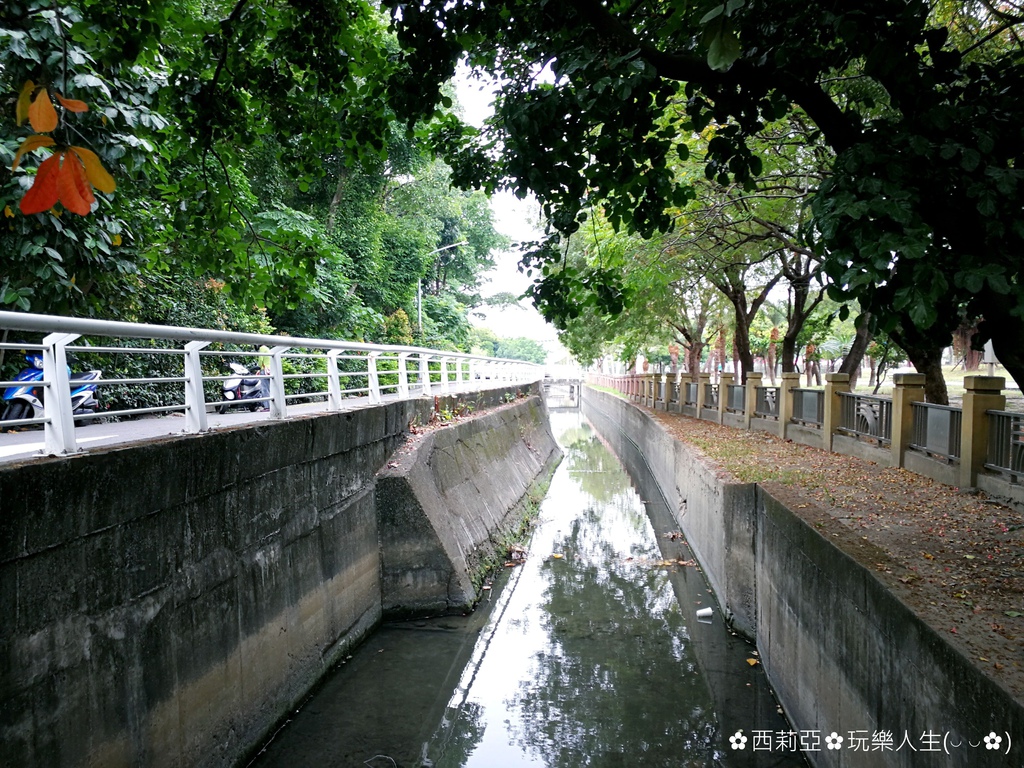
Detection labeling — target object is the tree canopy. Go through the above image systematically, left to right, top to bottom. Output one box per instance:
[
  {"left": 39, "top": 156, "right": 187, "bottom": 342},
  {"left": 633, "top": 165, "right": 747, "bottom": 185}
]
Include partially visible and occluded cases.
[
  {"left": 1, "top": 0, "right": 511, "bottom": 363},
  {"left": 385, "top": 0, "right": 1024, "bottom": 392}
]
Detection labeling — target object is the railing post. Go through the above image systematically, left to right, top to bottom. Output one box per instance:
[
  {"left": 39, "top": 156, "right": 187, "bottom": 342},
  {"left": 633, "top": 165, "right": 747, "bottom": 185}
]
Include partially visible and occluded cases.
[
  {"left": 42, "top": 332, "right": 80, "bottom": 455},
  {"left": 183, "top": 340, "right": 210, "bottom": 433},
  {"left": 268, "top": 345, "right": 290, "bottom": 418},
  {"left": 327, "top": 350, "right": 344, "bottom": 409},
  {"left": 367, "top": 352, "right": 382, "bottom": 404},
  {"left": 398, "top": 352, "right": 410, "bottom": 398},
  {"left": 419, "top": 353, "right": 432, "bottom": 395},
  {"left": 438, "top": 357, "right": 449, "bottom": 393},
  {"left": 455, "top": 358, "right": 464, "bottom": 386},
  {"left": 719, "top": 372, "right": 734, "bottom": 423},
  {"left": 744, "top": 372, "right": 762, "bottom": 430},
  {"left": 777, "top": 372, "right": 801, "bottom": 439},
  {"left": 823, "top": 372, "right": 851, "bottom": 451},
  {"left": 698, "top": 373, "right": 711, "bottom": 419},
  {"left": 891, "top": 373, "right": 926, "bottom": 468},
  {"left": 960, "top": 375, "right": 1005, "bottom": 489}
]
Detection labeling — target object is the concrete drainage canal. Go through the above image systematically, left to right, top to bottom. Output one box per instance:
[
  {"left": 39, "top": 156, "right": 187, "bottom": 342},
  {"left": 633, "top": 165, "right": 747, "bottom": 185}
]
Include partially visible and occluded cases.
[{"left": 249, "top": 409, "right": 806, "bottom": 767}]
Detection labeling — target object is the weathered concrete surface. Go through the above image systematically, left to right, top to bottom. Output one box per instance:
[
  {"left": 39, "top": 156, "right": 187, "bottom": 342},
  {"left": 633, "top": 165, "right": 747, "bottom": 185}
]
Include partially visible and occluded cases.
[
  {"left": 0, "top": 384, "right": 550, "bottom": 768},
  {"left": 582, "top": 387, "right": 1024, "bottom": 767},
  {"left": 377, "top": 395, "right": 560, "bottom": 618},
  {"left": 786, "top": 421, "right": 826, "bottom": 450},
  {"left": 832, "top": 433, "right": 893, "bottom": 467},
  {"left": 903, "top": 448, "right": 960, "bottom": 487}
]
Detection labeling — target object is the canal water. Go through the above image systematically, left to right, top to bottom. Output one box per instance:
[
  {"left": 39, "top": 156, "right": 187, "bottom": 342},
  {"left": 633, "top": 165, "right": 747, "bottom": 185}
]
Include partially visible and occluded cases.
[{"left": 251, "top": 409, "right": 805, "bottom": 767}]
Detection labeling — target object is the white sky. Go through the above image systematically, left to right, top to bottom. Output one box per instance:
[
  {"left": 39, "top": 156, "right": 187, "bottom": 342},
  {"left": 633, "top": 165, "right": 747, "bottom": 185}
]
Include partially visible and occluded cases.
[{"left": 454, "top": 67, "right": 568, "bottom": 361}]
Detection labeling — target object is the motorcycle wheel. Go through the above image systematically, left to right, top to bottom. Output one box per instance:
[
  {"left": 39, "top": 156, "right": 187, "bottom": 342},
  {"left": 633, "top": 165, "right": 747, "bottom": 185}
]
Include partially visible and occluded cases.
[
  {"left": 1, "top": 401, "right": 31, "bottom": 429},
  {"left": 248, "top": 402, "right": 260, "bottom": 412},
  {"left": 216, "top": 403, "right": 229, "bottom": 414}
]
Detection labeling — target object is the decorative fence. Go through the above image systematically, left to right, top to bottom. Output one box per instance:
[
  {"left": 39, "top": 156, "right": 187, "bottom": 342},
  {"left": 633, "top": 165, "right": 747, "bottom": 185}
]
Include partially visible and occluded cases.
[
  {"left": 0, "top": 311, "right": 540, "bottom": 456},
  {"left": 587, "top": 370, "right": 1016, "bottom": 493},
  {"left": 685, "top": 382, "right": 698, "bottom": 406},
  {"left": 703, "top": 383, "right": 719, "bottom": 409},
  {"left": 726, "top": 384, "right": 746, "bottom": 413},
  {"left": 755, "top": 386, "right": 779, "bottom": 420},
  {"left": 790, "top": 388, "right": 825, "bottom": 427},
  {"left": 838, "top": 392, "right": 892, "bottom": 445},
  {"left": 909, "top": 402, "right": 963, "bottom": 462},
  {"left": 987, "top": 411, "right": 1024, "bottom": 479}
]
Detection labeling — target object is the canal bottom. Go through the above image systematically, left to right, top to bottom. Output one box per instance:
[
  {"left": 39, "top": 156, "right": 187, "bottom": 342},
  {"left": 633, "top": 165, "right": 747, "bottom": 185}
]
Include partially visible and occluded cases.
[{"left": 250, "top": 409, "right": 806, "bottom": 768}]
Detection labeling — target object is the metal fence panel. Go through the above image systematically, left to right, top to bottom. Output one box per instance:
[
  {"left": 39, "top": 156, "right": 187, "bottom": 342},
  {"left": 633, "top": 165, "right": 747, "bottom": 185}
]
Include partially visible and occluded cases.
[
  {"left": 726, "top": 384, "right": 745, "bottom": 413},
  {"left": 754, "top": 387, "right": 779, "bottom": 419},
  {"left": 791, "top": 388, "right": 824, "bottom": 426},
  {"left": 838, "top": 392, "right": 893, "bottom": 444},
  {"left": 910, "top": 402, "right": 962, "bottom": 461},
  {"left": 986, "top": 410, "right": 1024, "bottom": 478}
]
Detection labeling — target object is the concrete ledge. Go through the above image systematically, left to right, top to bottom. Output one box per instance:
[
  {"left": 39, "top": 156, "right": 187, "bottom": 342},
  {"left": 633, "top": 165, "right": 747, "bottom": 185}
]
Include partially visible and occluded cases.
[
  {"left": 700, "top": 406, "right": 720, "bottom": 423},
  {"left": 722, "top": 411, "right": 745, "bottom": 429},
  {"left": 750, "top": 415, "right": 781, "bottom": 436},
  {"left": 786, "top": 421, "right": 825, "bottom": 450},
  {"left": 833, "top": 433, "right": 893, "bottom": 467},
  {"left": 904, "top": 449, "right": 959, "bottom": 487},
  {"left": 977, "top": 471, "right": 1024, "bottom": 511}
]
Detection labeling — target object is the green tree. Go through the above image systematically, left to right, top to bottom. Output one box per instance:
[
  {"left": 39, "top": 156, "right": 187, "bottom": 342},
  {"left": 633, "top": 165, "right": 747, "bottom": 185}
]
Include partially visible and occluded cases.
[
  {"left": 385, "top": 0, "right": 1024, "bottom": 395},
  {"left": 495, "top": 336, "right": 547, "bottom": 364}
]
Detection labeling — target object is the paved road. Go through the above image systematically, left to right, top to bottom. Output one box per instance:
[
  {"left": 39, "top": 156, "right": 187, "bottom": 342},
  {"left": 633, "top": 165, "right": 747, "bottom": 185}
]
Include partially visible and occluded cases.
[{"left": 0, "top": 398, "right": 374, "bottom": 466}]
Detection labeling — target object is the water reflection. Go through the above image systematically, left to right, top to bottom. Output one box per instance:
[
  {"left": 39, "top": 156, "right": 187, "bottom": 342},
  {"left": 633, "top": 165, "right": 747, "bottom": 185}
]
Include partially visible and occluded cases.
[{"left": 253, "top": 411, "right": 804, "bottom": 768}]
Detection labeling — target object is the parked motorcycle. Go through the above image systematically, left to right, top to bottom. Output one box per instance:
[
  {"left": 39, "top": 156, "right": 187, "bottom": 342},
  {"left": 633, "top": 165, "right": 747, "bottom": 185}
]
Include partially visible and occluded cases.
[
  {"left": 1, "top": 354, "right": 101, "bottom": 424},
  {"left": 218, "top": 361, "right": 264, "bottom": 413}
]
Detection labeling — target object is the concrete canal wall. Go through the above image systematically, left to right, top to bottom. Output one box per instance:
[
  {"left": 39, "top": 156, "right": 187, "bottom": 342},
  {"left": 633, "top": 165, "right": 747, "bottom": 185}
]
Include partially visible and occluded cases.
[
  {"left": 0, "top": 386, "right": 555, "bottom": 768},
  {"left": 583, "top": 387, "right": 1023, "bottom": 768},
  {"left": 377, "top": 395, "right": 559, "bottom": 618}
]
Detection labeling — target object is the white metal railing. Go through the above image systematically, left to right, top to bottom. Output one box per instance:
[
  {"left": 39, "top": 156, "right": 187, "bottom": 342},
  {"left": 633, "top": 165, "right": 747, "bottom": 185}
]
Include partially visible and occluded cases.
[{"left": 0, "top": 311, "right": 541, "bottom": 456}]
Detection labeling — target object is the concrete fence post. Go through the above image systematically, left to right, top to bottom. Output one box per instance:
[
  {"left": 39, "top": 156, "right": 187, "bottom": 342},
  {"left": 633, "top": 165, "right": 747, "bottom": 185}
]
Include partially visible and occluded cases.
[
  {"left": 719, "top": 372, "right": 734, "bottom": 423},
  {"left": 744, "top": 372, "right": 762, "bottom": 430},
  {"left": 777, "top": 372, "right": 801, "bottom": 439},
  {"left": 823, "top": 372, "right": 851, "bottom": 451},
  {"left": 698, "top": 373, "right": 712, "bottom": 420},
  {"left": 890, "top": 373, "right": 925, "bottom": 468},
  {"left": 960, "top": 376, "right": 1005, "bottom": 489}
]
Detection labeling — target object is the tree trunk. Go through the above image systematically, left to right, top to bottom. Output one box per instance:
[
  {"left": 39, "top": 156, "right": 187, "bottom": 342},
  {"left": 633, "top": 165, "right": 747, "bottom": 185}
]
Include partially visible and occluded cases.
[
  {"left": 326, "top": 167, "right": 349, "bottom": 232},
  {"left": 974, "top": 290, "right": 1024, "bottom": 393},
  {"left": 732, "top": 313, "right": 755, "bottom": 383},
  {"left": 839, "top": 316, "right": 873, "bottom": 390},
  {"left": 782, "top": 331, "right": 800, "bottom": 374},
  {"left": 898, "top": 341, "right": 949, "bottom": 404}
]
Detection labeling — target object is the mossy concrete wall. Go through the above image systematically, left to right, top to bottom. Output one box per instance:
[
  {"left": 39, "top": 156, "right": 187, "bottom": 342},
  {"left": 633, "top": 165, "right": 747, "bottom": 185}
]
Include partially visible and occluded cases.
[
  {"left": 0, "top": 385, "right": 551, "bottom": 768},
  {"left": 583, "top": 387, "right": 1023, "bottom": 767},
  {"left": 377, "top": 396, "right": 560, "bottom": 618}
]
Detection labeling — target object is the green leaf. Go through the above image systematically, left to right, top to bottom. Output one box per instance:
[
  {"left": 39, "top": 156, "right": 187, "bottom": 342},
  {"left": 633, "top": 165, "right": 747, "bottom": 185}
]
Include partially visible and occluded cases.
[
  {"left": 700, "top": 5, "right": 725, "bottom": 24},
  {"left": 707, "top": 20, "right": 742, "bottom": 71}
]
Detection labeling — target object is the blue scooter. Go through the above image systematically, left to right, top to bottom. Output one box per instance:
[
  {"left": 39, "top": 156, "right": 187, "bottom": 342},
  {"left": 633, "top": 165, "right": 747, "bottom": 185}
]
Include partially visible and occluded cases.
[{"left": 1, "top": 354, "right": 102, "bottom": 424}]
